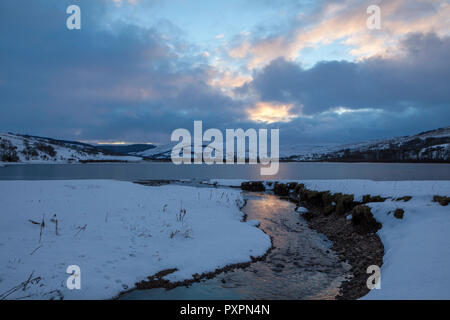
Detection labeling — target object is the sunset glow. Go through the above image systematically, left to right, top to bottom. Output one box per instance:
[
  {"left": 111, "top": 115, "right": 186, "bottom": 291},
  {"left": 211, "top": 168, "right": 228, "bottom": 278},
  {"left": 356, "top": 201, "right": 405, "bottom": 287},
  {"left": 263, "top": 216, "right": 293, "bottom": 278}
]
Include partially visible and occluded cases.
[{"left": 247, "top": 102, "right": 298, "bottom": 123}]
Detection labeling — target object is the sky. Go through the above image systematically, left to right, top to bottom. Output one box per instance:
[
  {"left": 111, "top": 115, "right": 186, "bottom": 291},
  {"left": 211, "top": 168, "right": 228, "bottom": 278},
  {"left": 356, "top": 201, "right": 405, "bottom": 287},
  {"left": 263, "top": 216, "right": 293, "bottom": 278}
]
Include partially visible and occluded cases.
[{"left": 0, "top": 0, "right": 449, "bottom": 145}]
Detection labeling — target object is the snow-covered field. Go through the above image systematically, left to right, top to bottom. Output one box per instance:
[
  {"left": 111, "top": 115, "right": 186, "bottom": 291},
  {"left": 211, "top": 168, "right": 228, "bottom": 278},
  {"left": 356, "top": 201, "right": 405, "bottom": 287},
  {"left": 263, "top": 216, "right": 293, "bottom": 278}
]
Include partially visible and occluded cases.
[
  {"left": 212, "top": 179, "right": 450, "bottom": 299},
  {"left": 0, "top": 180, "right": 270, "bottom": 300}
]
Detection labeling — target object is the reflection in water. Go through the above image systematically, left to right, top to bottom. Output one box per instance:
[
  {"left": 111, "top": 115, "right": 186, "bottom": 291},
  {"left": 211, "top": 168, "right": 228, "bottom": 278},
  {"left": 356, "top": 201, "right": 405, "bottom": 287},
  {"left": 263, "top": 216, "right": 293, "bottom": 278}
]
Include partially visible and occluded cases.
[{"left": 121, "top": 193, "right": 351, "bottom": 300}]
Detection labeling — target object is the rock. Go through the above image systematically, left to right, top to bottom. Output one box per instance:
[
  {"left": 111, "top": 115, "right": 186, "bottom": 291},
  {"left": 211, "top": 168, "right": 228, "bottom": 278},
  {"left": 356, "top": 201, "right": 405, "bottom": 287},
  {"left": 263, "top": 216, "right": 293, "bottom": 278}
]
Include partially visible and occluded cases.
[
  {"left": 241, "top": 181, "right": 265, "bottom": 192},
  {"left": 287, "top": 182, "right": 298, "bottom": 190},
  {"left": 273, "top": 183, "right": 289, "bottom": 196},
  {"left": 293, "top": 183, "right": 306, "bottom": 197},
  {"left": 306, "top": 190, "right": 333, "bottom": 207},
  {"left": 319, "top": 191, "right": 333, "bottom": 206},
  {"left": 334, "top": 193, "right": 355, "bottom": 215},
  {"left": 362, "top": 195, "right": 387, "bottom": 203},
  {"left": 433, "top": 195, "right": 450, "bottom": 206},
  {"left": 394, "top": 196, "right": 412, "bottom": 202},
  {"left": 323, "top": 204, "right": 334, "bottom": 216},
  {"left": 351, "top": 205, "right": 382, "bottom": 233},
  {"left": 394, "top": 208, "right": 404, "bottom": 219},
  {"left": 302, "top": 211, "right": 315, "bottom": 221}
]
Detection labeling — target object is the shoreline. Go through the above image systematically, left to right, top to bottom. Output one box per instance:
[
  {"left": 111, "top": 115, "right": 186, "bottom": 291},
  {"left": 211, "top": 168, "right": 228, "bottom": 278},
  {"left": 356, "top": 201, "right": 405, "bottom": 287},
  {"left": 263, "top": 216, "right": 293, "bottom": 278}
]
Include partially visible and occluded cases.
[
  {"left": 236, "top": 179, "right": 450, "bottom": 299},
  {"left": 120, "top": 180, "right": 372, "bottom": 300},
  {"left": 240, "top": 181, "right": 385, "bottom": 299},
  {"left": 282, "top": 185, "right": 384, "bottom": 299},
  {"left": 117, "top": 188, "right": 350, "bottom": 300},
  {"left": 115, "top": 197, "right": 275, "bottom": 300},
  {"left": 115, "top": 239, "right": 275, "bottom": 300}
]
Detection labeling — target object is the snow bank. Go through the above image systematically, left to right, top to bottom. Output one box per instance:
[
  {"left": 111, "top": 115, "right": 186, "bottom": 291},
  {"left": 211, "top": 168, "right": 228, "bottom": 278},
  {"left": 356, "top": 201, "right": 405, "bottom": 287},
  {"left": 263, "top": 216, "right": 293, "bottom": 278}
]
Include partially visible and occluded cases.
[
  {"left": 213, "top": 178, "right": 450, "bottom": 299},
  {"left": 0, "top": 180, "right": 270, "bottom": 300},
  {"left": 298, "top": 180, "right": 450, "bottom": 299},
  {"left": 298, "top": 180, "right": 450, "bottom": 202},
  {"left": 299, "top": 180, "right": 450, "bottom": 299},
  {"left": 362, "top": 196, "right": 450, "bottom": 299}
]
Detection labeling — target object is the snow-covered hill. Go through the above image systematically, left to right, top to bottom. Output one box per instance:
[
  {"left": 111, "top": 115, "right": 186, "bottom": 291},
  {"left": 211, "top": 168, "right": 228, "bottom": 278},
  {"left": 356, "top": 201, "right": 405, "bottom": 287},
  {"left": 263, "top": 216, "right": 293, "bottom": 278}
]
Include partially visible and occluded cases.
[
  {"left": 4, "top": 127, "right": 448, "bottom": 164},
  {"left": 135, "top": 127, "right": 450, "bottom": 162},
  {"left": 285, "top": 127, "right": 450, "bottom": 162},
  {"left": 0, "top": 133, "right": 142, "bottom": 164},
  {"left": 135, "top": 141, "right": 181, "bottom": 159},
  {"left": 135, "top": 141, "right": 223, "bottom": 160}
]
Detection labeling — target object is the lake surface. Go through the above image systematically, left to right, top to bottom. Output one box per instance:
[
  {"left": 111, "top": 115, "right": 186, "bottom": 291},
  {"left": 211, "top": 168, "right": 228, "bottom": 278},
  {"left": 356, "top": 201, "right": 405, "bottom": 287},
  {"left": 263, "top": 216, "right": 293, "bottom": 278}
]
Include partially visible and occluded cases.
[
  {"left": 1, "top": 162, "right": 450, "bottom": 181},
  {"left": 121, "top": 193, "right": 351, "bottom": 300}
]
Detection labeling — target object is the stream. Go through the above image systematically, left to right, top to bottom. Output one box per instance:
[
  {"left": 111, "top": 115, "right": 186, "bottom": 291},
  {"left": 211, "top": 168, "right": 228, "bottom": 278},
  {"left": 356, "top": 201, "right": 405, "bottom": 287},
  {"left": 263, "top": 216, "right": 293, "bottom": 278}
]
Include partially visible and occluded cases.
[{"left": 121, "top": 192, "right": 351, "bottom": 300}]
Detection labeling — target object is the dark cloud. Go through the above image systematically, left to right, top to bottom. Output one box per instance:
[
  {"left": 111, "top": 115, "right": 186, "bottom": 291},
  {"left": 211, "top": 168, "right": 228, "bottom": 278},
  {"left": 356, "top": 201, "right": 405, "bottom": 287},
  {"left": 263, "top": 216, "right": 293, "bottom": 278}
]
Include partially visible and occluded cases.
[
  {"left": 0, "top": 0, "right": 242, "bottom": 142},
  {"left": 243, "top": 33, "right": 450, "bottom": 115}
]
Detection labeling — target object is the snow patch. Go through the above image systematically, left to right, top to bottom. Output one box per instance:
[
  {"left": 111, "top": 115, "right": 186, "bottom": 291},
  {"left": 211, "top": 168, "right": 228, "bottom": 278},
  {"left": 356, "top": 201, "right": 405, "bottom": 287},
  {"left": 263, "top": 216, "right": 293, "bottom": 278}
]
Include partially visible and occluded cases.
[{"left": 296, "top": 207, "right": 309, "bottom": 213}]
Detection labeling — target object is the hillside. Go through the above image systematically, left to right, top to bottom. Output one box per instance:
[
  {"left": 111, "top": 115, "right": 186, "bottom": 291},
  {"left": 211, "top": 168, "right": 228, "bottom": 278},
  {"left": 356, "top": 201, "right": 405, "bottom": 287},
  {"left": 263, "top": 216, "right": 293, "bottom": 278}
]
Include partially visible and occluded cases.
[
  {"left": 2, "top": 127, "right": 448, "bottom": 164},
  {"left": 135, "top": 127, "right": 450, "bottom": 163},
  {"left": 284, "top": 127, "right": 450, "bottom": 162},
  {"left": 0, "top": 133, "right": 142, "bottom": 164},
  {"left": 96, "top": 144, "right": 155, "bottom": 155}
]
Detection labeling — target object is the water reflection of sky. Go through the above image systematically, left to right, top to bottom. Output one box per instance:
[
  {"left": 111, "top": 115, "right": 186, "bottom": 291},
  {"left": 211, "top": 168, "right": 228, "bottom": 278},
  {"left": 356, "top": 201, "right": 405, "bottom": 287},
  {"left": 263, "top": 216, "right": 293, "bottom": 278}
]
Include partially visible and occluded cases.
[{"left": 122, "top": 193, "right": 351, "bottom": 300}]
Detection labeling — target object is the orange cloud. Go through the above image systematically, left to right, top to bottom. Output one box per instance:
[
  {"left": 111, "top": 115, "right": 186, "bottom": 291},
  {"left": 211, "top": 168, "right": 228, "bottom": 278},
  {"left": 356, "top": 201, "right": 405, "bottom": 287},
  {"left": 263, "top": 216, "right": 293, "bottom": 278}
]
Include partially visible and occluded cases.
[
  {"left": 209, "top": 70, "right": 251, "bottom": 90},
  {"left": 247, "top": 102, "right": 299, "bottom": 123}
]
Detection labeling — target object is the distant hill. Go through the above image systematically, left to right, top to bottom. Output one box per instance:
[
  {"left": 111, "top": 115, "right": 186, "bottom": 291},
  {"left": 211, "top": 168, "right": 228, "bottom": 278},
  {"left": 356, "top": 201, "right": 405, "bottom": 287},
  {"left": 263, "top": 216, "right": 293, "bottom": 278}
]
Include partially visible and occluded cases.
[
  {"left": 284, "top": 126, "right": 450, "bottom": 162},
  {"left": 2, "top": 127, "right": 449, "bottom": 164},
  {"left": 135, "top": 127, "right": 450, "bottom": 163},
  {"left": 0, "top": 133, "right": 142, "bottom": 163},
  {"left": 96, "top": 144, "right": 155, "bottom": 155}
]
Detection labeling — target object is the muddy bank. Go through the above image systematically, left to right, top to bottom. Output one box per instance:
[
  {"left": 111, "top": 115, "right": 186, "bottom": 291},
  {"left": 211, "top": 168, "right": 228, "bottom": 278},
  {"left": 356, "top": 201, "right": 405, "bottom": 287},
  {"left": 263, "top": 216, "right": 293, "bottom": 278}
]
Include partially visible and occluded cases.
[{"left": 245, "top": 181, "right": 384, "bottom": 300}]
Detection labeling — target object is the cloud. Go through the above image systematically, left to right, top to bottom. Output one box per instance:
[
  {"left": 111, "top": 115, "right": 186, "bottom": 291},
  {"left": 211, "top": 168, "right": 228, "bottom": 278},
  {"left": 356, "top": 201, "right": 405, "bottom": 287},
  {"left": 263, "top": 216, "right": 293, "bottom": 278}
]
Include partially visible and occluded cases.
[
  {"left": 0, "top": 0, "right": 245, "bottom": 142},
  {"left": 0, "top": 0, "right": 448, "bottom": 146},
  {"left": 111, "top": 0, "right": 141, "bottom": 6},
  {"left": 228, "top": 0, "right": 450, "bottom": 69},
  {"left": 241, "top": 32, "right": 450, "bottom": 115},
  {"left": 247, "top": 102, "right": 299, "bottom": 123}
]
